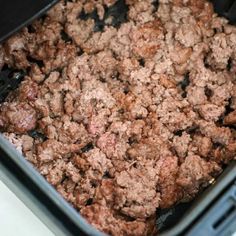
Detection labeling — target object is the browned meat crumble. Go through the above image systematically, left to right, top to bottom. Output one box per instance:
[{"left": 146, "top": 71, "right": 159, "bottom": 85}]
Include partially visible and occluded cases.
[{"left": 1, "top": 0, "right": 236, "bottom": 235}]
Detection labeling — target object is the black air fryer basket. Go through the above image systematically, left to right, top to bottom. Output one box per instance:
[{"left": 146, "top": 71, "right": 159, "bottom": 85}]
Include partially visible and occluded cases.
[{"left": 0, "top": 0, "right": 236, "bottom": 235}]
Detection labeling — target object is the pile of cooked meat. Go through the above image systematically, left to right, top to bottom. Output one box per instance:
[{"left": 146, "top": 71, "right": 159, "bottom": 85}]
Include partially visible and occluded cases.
[{"left": 0, "top": 0, "right": 236, "bottom": 235}]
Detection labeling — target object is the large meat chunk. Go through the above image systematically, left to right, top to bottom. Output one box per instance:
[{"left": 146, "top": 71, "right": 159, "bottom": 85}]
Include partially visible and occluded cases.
[
  {"left": 131, "top": 20, "right": 164, "bottom": 58},
  {"left": 0, "top": 102, "right": 37, "bottom": 133},
  {"left": 158, "top": 155, "right": 182, "bottom": 208},
  {"left": 177, "top": 155, "right": 221, "bottom": 200},
  {"left": 114, "top": 162, "right": 160, "bottom": 219},
  {"left": 81, "top": 204, "right": 156, "bottom": 236}
]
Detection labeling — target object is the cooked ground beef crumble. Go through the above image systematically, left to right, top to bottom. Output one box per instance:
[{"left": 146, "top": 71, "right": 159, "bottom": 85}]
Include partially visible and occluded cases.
[{"left": 0, "top": 0, "right": 236, "bottom": 235}]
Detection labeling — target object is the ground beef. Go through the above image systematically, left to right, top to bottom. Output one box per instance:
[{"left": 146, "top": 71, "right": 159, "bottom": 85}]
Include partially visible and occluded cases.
[
  {"left": 1, "top": 0, "right": 236, "bottom": 235},
  {"left": 0, "top": 102, "right": 37, "bottom": 133},
  {"left": 224, "top": 110, "right": 236, "bottom": 125},
  {"left": 158, "top": 155, "right": 183, "bottom": 208},
  {"left": 176, "top": 155, "right": 221, "bottom": 201},
  {"left": 114, "top": 162, "right": 160, "bottom": 219},
  {"left": 81, "top": 204, "right": 157, "bottom": 236}
]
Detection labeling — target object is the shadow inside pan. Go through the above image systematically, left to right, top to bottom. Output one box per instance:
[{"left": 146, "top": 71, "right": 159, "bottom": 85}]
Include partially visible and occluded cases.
[{"left": 156, "top": 201, "right": 194, "bottom": 232}]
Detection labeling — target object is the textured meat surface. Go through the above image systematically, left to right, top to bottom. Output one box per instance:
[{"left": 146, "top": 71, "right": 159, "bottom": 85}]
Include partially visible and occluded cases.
[
  {"left": 1, "top": 0, "right": 236, "bottom": 235},
  {"left": 0, "top": 102, "right": 37, "bottom": 133}
]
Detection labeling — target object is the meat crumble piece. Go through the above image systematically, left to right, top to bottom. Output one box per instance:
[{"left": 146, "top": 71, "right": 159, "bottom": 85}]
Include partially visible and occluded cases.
[
  {"left": 1, "top": 0, "right": 236, "bottom": 235},
  {"left": 130, "top": 19, "right": 164, "bottom": 59},
  {"left": 18, "top": 79, "right": 39, "bottom": 101},
  {"left": 0, "top": 102, "right": 37, "bottom": 134},
  {"left": 224, "top": 110, "right": 236, "bottom": 125},
  {"left": 198, "top": 120, "right": 233, "bottom": 145},
  {"left": 172, "top": 132, "right": 191, "bottom": 158},
  {"left": 191, "top": 135, "right": 213, "bottom": 158},
  {"left": 158, "top": 155, "right": 183, "bottom": 208},
  {"left": 176, "top": 155, "right": 221, "bottom": 201},
  {"left": 114, "top": 163, "right": 160, "bottom": 219},
  {"left": 81, "top": 204, "right": 157, "bottom": 236}
]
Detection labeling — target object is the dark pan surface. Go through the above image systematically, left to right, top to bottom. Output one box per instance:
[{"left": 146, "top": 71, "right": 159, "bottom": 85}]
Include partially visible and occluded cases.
[
  {"left": 0, "top": 0, "right": 58, "bottom": 43},
  {"left": 0, "top": 65, "right": 25, "bottom": 102}
]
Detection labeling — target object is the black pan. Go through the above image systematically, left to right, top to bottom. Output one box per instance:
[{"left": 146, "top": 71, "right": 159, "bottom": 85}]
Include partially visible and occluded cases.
[{"left": 0, "top": 0, "right": 58, "bottom": 43}]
